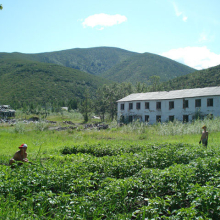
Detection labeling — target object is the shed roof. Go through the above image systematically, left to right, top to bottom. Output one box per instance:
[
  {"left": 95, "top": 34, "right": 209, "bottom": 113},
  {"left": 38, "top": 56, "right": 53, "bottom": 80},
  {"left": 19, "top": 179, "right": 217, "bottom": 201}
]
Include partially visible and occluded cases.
[{"left": 117, "top": 86, "right": 220, "bottom": 102}]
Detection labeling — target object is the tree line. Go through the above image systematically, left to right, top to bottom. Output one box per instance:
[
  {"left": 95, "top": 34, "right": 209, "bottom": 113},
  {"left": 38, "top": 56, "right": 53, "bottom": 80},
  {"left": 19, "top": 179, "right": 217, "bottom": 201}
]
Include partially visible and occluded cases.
[
  {"left": 6, "top": 76, "right": 163, "bottom": 122},
  {"left": 80, "top": 76, "right": 162, "bottom": 122}
]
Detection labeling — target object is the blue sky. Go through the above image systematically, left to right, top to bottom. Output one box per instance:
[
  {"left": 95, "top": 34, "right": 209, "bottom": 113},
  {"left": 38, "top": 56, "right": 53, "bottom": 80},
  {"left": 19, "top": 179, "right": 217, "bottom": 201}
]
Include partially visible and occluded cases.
[{"left": 0, "top": 0, "right": 220, "bottom": 70}]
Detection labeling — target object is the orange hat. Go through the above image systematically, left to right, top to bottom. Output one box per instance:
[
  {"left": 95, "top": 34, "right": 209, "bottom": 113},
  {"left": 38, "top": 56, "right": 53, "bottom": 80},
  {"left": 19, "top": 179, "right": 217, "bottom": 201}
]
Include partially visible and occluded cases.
[
  {"left": 202, "top": 125, "right": 206, "bottom": 129},
  {"left": 19, "top": 144, "right": 27, "bottom": 148}
]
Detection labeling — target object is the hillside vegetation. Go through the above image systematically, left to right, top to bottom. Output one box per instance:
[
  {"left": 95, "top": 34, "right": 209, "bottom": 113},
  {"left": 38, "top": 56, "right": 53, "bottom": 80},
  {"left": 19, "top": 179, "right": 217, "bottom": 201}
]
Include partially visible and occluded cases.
[
  {"left": 0, "top": 47, "right": 137, "bottom": 76},
  {"left": 0, "top": 47, "right": 196, "bottom": 85},
  {"left": 2, "top": 47, "right": 218, "bottom": 112},
  {"left": 100, "top": 52, "right": 196, "bottom": 84},
  {"left": 0, "top": 58, "right": 111, "bottom": 105},
  {"left": 161, "top": 64, "right": 220, "bottom": 90}
]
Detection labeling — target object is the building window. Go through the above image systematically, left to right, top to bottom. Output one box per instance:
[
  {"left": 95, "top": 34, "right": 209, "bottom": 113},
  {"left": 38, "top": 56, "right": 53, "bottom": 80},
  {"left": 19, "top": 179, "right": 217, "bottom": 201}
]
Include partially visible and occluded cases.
[
  {"left": 207, "top": 98, "right": 213, "bottom": 107},
  {"left": 183, "top": 99, "right": 189, "bottom": 108},
  {"left": 195, "top": 99, "right": 201, "bottom": 107},
  {"left": 169, "top": 101, "right": 174, "bottom": 110},
  {"left": 136, "top": 102, "right": 141, "bottom": 110},
  {"left": 145, "top": 102, "right": 150, "bottom": 109},
  {"left": 156, "top": 102, "right": 161, "bottom": 110},
  {"left": 129, "top": 103, "right": 133, "bottom": 110},
  {"left": 120, "top": 104, "right": 124, "bottom": 110},
  {"left": 145, "top": 115, "right": 149, "bottom": 122},
  {"left": 156, "top": 115, "right": 161, "bottom": 122},
  {"left": 169, "top": 115, "right": 174, "bottom": 122},
  {"left": 183, "top": 115, "right": 189, "bottom": 122},
  {"left": 129, "top": 116, "right": 133, "bottom": 122}
]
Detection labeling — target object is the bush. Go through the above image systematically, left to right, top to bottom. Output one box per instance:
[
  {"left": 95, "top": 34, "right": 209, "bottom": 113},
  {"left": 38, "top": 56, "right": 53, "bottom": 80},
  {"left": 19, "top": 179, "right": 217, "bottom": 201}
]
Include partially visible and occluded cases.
[{"left": 14, "top": 122, "right": 25, "bottom": 133}]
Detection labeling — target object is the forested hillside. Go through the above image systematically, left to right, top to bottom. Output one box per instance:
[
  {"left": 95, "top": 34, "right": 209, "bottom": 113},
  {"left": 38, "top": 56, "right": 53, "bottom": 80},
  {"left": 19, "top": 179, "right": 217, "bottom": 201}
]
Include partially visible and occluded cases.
[
  {"left": 0, "top": 46, "right": 213, "bottom": 116},
  {"left": 0, "top": 47, "right": 137, "bottom": 76},
  {"left": 0, "top": 47, "right": 196, "bottom": 85},
  {"left": 100, "top": 52, "right": 196, "bottom": 84},
  {"left": 0, "top": 58, "right": 111, "bottom": 106},
  {"left": 161, "top": 64, "right": 220, "bottom": 91}
]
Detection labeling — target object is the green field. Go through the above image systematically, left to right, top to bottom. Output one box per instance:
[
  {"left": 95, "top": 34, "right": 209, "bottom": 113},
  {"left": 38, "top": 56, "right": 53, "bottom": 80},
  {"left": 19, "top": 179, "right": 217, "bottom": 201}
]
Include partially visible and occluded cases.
[{"left": 1, "top": 117, "right": 220, "bottom": 219}]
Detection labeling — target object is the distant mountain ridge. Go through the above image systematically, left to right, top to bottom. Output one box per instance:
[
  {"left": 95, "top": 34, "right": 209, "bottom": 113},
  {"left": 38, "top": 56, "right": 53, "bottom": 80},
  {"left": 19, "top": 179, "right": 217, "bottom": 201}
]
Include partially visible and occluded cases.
[
  {"left": 0, "top": 47, "right": 196, "bottom": 84},
  {"left": 0, "top": 47, "right": 137, "bottom": 76},
  {"left": 1, "top": 47, "right": 220, "bottom": 107},
  {"left": 100, "top": 52, "right": 196, "bottom": 84},
  {"left": 161, "top": 64, "right": 220, "bottom": 91}
]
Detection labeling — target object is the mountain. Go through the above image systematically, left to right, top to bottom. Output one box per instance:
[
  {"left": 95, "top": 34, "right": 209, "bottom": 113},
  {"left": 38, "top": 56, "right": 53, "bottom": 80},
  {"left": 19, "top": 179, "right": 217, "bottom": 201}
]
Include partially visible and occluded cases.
[
  {"left": 0, "top": 47, "right": 137, "bottom": 76},
  {"left": 0, "top": 47, "right": 196, "bottom": 85},
  {"left": 0, "top": 47, "right": 199, "bottom": 106},
  {"left": 99, "top": 52, "right": 196, "bottom": 84},
  {"left": 0, "top": 58, "right": 111, "bottom": 105},
  {"left": 160, "top": 64, "right": 220, "bottom": 90}
]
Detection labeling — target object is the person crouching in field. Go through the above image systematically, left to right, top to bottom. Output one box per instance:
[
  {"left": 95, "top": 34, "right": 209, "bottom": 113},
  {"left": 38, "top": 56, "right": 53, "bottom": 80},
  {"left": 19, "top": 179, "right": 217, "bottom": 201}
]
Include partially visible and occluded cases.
[
  {"left": 199, "top": 125, "right": 208, "bottom": 147},
  {"left": 9, "top": 144, "right": 29, "bottom": 166}
]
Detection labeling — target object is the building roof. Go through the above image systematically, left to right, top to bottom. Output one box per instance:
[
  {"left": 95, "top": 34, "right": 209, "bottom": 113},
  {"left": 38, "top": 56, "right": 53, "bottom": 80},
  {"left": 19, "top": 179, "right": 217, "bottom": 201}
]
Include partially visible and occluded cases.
[
  {"left": 117, "top": 86, "right": 220, "bottom": 102},
  {"left": 0, "top": 105, "right": 15, "bottom": 112}
]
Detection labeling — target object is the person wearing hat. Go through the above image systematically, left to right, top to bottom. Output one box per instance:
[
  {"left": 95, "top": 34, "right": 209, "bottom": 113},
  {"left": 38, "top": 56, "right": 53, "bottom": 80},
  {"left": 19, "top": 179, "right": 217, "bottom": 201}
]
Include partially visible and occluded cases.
[
  {"left": 199, "top": 125, "right": 208, "bottom": 147},
  {"left": 9, "top": 144, "right": 29, "bottom": 165}
]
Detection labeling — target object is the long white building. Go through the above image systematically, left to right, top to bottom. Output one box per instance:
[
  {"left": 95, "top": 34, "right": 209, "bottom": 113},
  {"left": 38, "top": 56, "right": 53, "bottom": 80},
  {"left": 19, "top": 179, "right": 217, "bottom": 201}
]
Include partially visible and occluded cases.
[{"left": 117, "top": 86, "right": 220, "bottom": 124}]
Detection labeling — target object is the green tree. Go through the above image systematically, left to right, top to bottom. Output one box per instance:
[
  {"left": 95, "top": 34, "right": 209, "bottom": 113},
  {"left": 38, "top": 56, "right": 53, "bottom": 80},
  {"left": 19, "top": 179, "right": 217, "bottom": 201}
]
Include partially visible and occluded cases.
[
  {"left": 0, "top": 4, "right": 3, "bottom": 10},
  {"left": 150, "top": 75, "right": 160, "bottom": 91},
  {"left": 95, "top": 82, "right": 135, "bottom": 121},
  {"left": 120, "top": 82, "right": 135, "bottom": 97},
  {"left": 135, "top": 82, "right": 148, "bottom": 93},
  {"left": 106, "top": 84, "right": 119, "bottom": 121},
  {"left": 94, "top": 87, "right": 108, "bottom": 121},
  {"left": 79, "top": 90, "right": 92, "bottom": 122},
  {"left": 67, "top": 99, "right": 78, "bottom": 111},
  {"left": 22, "top": 102, "right": 31, "bottom": 119}
]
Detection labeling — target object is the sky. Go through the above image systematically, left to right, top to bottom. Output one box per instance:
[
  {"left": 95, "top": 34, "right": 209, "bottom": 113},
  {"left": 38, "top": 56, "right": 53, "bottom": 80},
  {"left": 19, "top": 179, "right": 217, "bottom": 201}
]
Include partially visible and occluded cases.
[{"left": 0, "top": 0, "right": 220, "bottom": 70}]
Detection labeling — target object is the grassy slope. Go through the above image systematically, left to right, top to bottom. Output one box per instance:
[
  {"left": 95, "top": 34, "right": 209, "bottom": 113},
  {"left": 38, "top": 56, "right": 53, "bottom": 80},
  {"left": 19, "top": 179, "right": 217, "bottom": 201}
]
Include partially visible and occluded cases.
[
  {"left": 0, "top": 47, "right": 137, "bottom": 76},
  {"left": 100, "top": 52, "right": 196, "bottom": 84},
  {"left": 0, "top": 58, "right": 111, "bottom": 104},
  {"left": 161, "top": 64, "right": 220, "bottom": 90}
]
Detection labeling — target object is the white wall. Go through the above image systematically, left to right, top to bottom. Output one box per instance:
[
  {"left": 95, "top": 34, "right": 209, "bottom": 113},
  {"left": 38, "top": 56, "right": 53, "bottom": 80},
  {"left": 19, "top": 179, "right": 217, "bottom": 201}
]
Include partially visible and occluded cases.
[{"left": 117, "top": 96, "right": 220, "bottom": 124}]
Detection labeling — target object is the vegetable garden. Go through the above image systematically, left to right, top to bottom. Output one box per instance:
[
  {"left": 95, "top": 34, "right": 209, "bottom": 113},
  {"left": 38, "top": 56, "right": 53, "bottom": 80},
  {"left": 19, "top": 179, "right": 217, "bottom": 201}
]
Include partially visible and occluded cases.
[{"left": 1, "top": 119, "right": 220, "bottom": 219}]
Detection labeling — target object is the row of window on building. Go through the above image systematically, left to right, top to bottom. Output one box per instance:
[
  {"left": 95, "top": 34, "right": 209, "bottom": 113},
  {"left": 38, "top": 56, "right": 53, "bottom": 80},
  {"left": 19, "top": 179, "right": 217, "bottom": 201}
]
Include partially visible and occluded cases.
[
  {"left": 120, "top": 98, "right": 214, "bottom": 110},
  {"left": 124, "top": 113, "right": 214, "bottom": 123},
  {"left": 122, "top": 114, "right": 190, "bottom": 123}
]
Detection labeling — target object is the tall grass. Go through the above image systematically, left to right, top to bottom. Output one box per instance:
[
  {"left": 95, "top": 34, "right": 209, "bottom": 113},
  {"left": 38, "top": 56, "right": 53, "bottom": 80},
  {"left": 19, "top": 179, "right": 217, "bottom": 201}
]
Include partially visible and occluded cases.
[
  {"left": 48, "top": 109, "right": 83, "bottom": 122},
  {"left": 112, "top": 117, "right": 220, "bottom": 137},
  {"left": 156, "top": 117, "right": 220, "bottom": 136},
  {"left": 117, "top": 120, "right": 147, "bottom": 134}
]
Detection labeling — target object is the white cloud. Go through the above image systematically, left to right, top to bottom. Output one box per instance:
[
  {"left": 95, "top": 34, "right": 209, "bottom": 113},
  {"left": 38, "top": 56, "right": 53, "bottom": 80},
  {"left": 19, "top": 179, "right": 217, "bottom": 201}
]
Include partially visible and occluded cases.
[
  {"left": 172, "top": 2, "right": 187, "bottom": 22},
  {"left": 82, "top": 13, "right": 127, "bottom": 29},
  {"left": 161, "top": 46, "right": 220, "bottom": 70}
]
